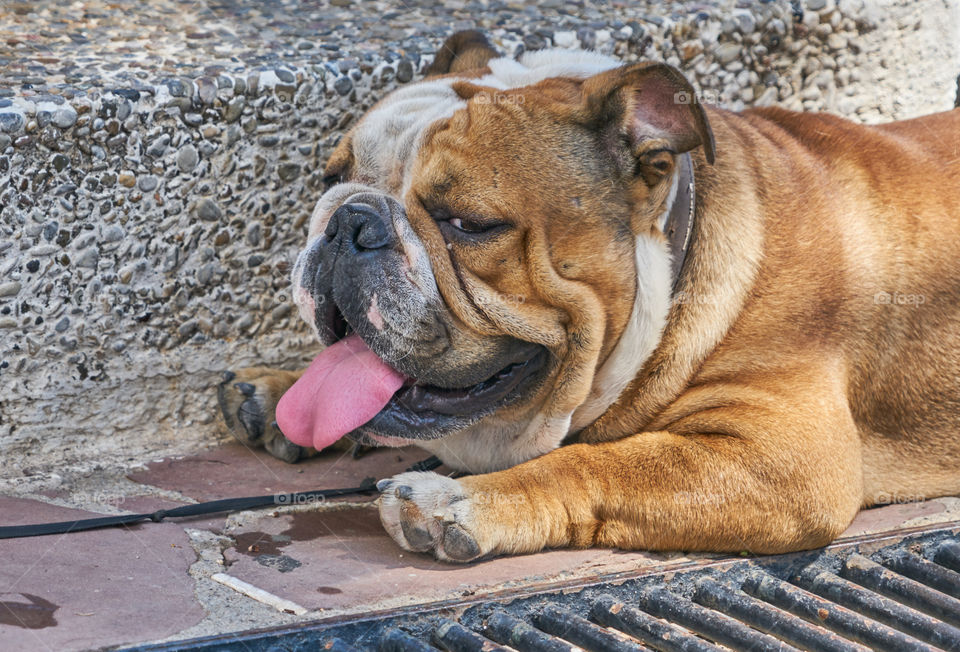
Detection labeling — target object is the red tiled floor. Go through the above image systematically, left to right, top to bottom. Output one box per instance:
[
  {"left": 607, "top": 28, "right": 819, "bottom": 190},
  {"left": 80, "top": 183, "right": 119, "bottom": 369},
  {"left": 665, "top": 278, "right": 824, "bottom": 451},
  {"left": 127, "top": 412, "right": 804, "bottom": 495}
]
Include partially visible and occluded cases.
[
  {"left": 10, "top": 441, "right": 954, "bottom": 650},
  {"left": 127, "top": 442, "right": 431, "bottom": 502},
  {"left": 128, "top": 442, "right": 960, "bottom": 619},
  {"left": 127, "top": 444, "right": 701, "bottom": 616},
  {"left": 0, "top": 497, "right": 204, "bottom": 651},
  {"left": 219, "top": 504, "right": 687, "bottom": 614}
]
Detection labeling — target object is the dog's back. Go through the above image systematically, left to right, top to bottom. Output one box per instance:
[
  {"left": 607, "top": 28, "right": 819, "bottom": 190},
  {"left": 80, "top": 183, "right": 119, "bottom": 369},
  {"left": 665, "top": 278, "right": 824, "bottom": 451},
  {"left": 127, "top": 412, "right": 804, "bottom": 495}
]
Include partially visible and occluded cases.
[
  {"left": 717, "top": 105, "right": 960, "bottom": 505},
  {"left": 855, "top": 108, "right": 960, "bottom": 502}
]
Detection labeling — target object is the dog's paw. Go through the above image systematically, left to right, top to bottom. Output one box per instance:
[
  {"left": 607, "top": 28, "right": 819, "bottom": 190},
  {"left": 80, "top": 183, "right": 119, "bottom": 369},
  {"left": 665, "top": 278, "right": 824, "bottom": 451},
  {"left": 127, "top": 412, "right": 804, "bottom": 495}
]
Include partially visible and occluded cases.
[
  {"left": 216, "top": 367, "right": 311, "bottom": 463},
  {"left": 377, "top": 472, "right": 488, "bottom": 563}
]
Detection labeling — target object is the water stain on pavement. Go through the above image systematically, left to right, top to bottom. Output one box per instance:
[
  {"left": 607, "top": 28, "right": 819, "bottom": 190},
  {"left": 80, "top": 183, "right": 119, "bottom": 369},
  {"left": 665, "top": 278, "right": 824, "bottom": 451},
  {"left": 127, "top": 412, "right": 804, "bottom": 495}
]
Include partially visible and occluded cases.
[
  {"left": 281, "top": 508, "right": 383, "bottom": 540},
  {"left": 227, "top": 509, "right": 385, "bottom": 576},
  {"left": 229, "top": 509, "right": 384, "bottom": 574},
  {"left": 233, "top": 509, "right": 382, "bottom": 558},
  {"left": 233, "top": 531, "right": 288, "bottom": 556},
  {"left": 256, "top": 554, "right": 302, "bottom": 573},
  {"left": 317, "top": 586, "right": 343, "bottom": 594},
  {"left": 0, "top": 593, "right": 59, "bottom": 629}
]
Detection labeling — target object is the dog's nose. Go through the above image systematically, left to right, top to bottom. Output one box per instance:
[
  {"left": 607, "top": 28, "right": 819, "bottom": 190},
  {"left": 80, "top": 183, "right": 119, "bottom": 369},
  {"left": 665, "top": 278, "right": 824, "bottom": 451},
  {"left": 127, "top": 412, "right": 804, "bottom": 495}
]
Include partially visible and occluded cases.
[{"left": 325, "top": 202, "right": 394, "bottom": 251}]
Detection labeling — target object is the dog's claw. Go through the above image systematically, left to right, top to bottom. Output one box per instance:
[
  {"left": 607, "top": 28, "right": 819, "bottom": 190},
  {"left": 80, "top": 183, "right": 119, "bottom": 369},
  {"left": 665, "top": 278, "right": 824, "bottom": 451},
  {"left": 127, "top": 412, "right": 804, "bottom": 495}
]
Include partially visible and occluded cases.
[
  {"left": 235, "top": 382, "right": 256, "bottom": 397},
  {"left": 237, "top": 401, "right": 265, "bottom": 441},
  {"left": 400, "top": 521, "right": 435, "bottom": 552},
  {"left": 442, "top": 524, "right": 481, "bottom": 562}
]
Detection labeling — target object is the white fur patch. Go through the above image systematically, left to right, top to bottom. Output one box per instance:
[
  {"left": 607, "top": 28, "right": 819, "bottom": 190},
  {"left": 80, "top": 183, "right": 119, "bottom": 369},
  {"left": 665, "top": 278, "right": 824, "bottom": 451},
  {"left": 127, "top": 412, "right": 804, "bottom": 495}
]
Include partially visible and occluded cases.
[
  {"left": 478, "top": 49, "right": 621, "bottom": 89},
  {"left": 353, "top": 81, "right": 467, "bottom": 195},
  {"left": 657, "top": 168, "right": 681, "bottom": 231},
  {"left": 570, "top": 229, "right": 674, "bottom": 433},
  {"left": 413, "top": 412, "right": 573, "bottom": 473},
  {"left": 516, "top": 412, "right": 574, "bottom": 460}
]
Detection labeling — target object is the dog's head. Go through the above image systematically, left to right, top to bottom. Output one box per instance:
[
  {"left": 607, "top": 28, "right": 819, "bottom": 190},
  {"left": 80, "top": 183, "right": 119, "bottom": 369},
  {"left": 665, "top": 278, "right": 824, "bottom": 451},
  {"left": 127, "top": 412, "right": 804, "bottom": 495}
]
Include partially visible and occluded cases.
[{"left": 288, "top": 32, "right": 714, "bottom": 471}]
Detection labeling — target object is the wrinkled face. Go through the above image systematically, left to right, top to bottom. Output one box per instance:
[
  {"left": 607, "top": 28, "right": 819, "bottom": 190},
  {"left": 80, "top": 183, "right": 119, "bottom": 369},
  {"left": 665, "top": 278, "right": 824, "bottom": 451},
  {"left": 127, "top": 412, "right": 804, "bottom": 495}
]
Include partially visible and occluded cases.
[{"left": 290, "top": 51, "right": 703, "bottom": 471}]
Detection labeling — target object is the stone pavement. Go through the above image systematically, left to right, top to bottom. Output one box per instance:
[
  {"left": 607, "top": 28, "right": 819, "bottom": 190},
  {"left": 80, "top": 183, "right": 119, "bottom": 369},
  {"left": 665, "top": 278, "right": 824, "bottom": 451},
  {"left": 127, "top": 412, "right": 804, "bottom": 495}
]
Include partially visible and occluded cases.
[{"left": 2, "top": 440, "right": 959, "bottom": 650}]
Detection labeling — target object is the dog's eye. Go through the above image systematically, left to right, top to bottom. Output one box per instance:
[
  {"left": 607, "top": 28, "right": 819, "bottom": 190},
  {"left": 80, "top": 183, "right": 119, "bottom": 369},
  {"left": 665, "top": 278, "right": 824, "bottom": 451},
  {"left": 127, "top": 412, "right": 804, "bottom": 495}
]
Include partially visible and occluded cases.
[
  {"left": 421, "top": 196, "right": 509, "bottom": 241},
  {"left": 439, "top": 215, "right": 509, "bottom": 241},
  {"left": 448, "top": 217, "right": 489, "bottom": 234}
]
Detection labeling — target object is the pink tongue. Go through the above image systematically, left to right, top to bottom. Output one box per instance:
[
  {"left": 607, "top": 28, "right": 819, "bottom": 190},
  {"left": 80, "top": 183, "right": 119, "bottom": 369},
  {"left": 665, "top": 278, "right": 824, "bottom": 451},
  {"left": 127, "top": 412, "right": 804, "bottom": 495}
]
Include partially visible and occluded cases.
[{"left": 276, "top": 334, "right": 407, "bottom": 451}]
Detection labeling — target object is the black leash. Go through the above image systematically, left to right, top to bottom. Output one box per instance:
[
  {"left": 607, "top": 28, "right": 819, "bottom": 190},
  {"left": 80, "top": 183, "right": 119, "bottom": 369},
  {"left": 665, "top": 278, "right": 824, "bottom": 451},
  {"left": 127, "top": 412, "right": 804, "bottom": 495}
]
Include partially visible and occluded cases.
[{"left": 0, "top": 456, "right": 443, "bottom": 540}]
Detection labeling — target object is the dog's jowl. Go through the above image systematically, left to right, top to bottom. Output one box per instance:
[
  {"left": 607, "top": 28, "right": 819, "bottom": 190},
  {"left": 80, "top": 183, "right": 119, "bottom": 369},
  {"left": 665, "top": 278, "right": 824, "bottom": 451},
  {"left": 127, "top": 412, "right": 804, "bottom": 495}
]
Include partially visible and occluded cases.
[{"left": 219, "top": 31, "right": 960, "bottom": 562}]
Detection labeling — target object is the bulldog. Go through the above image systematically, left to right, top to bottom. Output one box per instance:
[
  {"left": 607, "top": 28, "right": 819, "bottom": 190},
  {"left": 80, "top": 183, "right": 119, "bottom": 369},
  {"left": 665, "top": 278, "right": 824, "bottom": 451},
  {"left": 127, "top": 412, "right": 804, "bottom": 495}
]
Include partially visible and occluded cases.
[{"left": 218, "top": 31, "right": 960, "bottom": 562}]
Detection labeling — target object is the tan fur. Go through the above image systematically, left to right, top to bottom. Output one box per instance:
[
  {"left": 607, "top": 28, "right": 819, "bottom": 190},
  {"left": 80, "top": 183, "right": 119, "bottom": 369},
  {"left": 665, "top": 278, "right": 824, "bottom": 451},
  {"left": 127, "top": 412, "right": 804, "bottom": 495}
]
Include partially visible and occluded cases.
[
  {"left": 424, "top": 30, "right": 499, "bottom": 77},
  {"left": 424, "top": 102, "right": 960, "bottom": 556}
]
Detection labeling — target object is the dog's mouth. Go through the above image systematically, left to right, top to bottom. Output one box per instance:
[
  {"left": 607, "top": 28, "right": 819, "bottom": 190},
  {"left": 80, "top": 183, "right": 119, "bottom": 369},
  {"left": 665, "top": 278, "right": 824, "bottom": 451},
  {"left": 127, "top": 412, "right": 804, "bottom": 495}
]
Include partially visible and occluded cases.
[
  {"left": 277, "top": 301, "right": 549, "bottom": 450},
  {"left": 324, "top": 302, "right": 352, "bottom": 341},
  {"left": 392, "top": 351, "right": 547, "bottom": 416}
]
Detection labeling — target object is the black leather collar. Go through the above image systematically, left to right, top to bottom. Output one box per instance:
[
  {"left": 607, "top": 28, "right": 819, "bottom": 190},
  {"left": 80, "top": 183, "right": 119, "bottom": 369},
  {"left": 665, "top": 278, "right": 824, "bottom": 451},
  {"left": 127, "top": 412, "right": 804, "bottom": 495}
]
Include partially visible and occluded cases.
[{"left": 663, "top": 153, "right": 696, "bottom": 292}]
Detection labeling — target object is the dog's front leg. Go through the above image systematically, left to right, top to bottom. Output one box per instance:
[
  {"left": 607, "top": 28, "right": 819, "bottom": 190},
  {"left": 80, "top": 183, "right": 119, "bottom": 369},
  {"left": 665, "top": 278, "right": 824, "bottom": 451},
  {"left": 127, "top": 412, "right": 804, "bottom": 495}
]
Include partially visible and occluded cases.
[{"left": 378, "top": 390, "right": 864, "bottom": 561}]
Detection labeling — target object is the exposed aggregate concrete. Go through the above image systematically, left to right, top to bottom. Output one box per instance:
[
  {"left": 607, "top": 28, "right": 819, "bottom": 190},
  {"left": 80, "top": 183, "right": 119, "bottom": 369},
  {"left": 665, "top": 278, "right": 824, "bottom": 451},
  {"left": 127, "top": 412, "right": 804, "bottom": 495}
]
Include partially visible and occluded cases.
[{"left": 1, "top": 0, "right": 958, "bottom": 491}]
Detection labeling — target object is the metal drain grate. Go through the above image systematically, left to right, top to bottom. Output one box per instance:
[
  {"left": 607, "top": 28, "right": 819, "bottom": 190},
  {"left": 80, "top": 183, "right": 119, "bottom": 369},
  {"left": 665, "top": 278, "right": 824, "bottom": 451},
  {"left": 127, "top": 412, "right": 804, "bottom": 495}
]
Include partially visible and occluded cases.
[{"left": 131, "top": 524, "right": 960, "bottom": 652}]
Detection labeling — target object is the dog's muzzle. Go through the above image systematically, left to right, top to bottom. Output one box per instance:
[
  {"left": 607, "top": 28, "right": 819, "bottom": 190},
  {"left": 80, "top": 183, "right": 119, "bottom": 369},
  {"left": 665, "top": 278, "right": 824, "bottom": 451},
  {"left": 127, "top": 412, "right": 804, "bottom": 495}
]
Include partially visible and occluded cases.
[
  {"left": 288, "top": 192, "right": 551, "bottom": 445},
  {"left": 294, "top": 196, "right": 404, "bottom": 345},
  {"left": 324, "top": 201, "right": 396, "bottom": 253}
]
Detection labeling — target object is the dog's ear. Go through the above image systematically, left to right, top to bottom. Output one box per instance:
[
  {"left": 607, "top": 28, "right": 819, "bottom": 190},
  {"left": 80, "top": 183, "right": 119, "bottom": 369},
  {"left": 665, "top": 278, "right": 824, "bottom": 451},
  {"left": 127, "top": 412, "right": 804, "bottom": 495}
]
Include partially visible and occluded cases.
[
  {"left": 425, "top": 30, "right": 499, "bottom": 77},
  {"left": 580, "top": 62, "right": 716, "bottom": 174}
]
